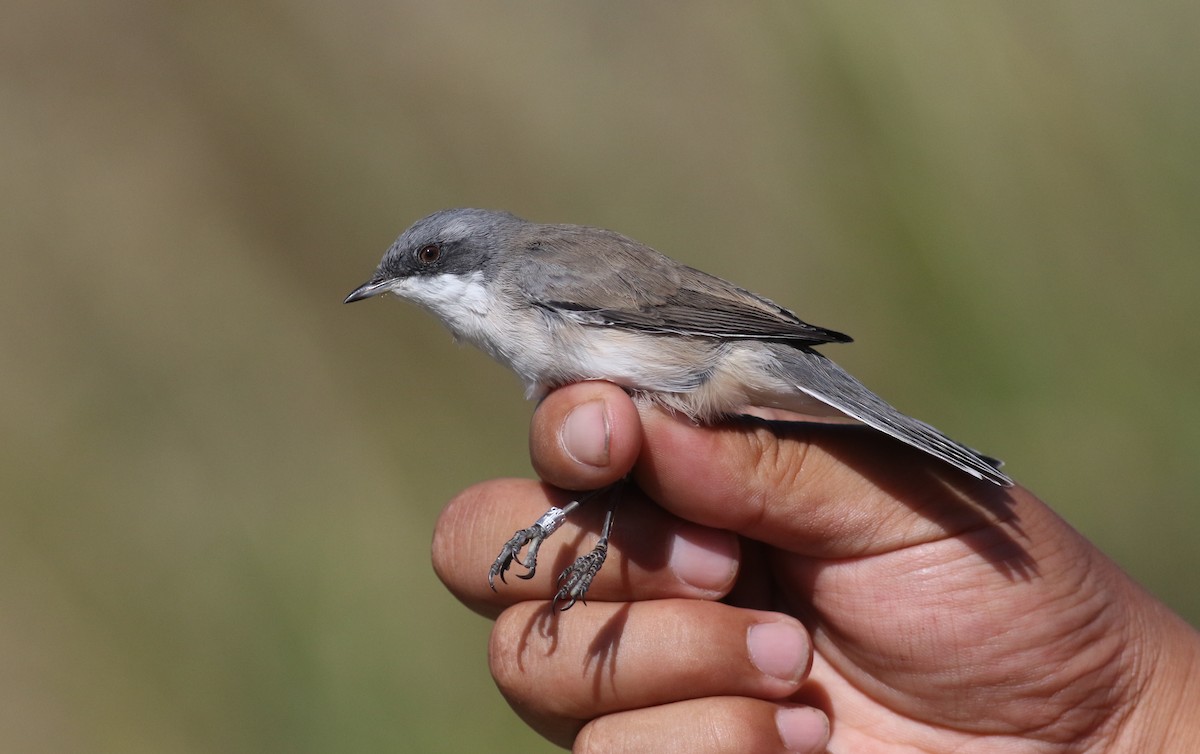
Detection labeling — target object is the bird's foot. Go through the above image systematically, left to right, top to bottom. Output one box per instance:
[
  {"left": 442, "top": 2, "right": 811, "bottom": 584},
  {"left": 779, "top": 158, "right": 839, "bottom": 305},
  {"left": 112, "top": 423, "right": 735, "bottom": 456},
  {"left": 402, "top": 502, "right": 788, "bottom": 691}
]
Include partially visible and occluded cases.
[
  {"left": 488, "top": 506, "right": 569, "bottom": 590},
  {"left": 552, "top": 537, "right": 608, "bottom": 611}
]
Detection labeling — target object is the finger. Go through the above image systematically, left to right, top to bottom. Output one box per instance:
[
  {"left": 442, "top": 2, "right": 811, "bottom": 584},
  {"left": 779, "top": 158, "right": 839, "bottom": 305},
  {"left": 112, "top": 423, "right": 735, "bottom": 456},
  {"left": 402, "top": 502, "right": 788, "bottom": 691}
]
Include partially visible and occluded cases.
[
  {"left": 530, "top": 380, "right": 643, "bottom": 491},
  {"left": 529, "top": 384, "right": 1020, "bottom": 560},
  {"left": 635, "top": 405, "right": 1021, "bottom": 560},
  {"left": 432, "top": 479, "right": 738, "bottom": 617},
  {"left": 488, "top": 599, "right": 812, "bottom": 747},
  {"left": 575, "top": 698, "right": 830, "bottom": 754}
]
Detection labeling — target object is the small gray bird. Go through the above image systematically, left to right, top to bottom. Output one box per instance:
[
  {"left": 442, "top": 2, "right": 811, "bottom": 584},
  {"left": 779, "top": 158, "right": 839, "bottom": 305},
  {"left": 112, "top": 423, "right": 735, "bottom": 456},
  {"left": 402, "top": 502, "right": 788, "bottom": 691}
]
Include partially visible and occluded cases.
[{"left": 346, "top": 208, "right": 1012, "bottom": 607}]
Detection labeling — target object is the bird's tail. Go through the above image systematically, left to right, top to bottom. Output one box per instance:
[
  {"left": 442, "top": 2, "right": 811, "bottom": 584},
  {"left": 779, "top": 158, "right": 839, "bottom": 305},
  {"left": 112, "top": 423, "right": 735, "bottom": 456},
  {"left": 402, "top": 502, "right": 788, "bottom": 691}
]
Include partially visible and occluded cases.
[{"left": 767, "top": 344, "right": 1013, "bottom": 486}]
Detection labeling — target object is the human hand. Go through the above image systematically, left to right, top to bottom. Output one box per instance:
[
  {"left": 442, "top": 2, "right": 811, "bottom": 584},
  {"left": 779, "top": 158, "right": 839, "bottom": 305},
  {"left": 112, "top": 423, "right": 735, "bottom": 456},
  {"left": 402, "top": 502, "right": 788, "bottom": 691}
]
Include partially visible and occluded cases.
[{"left": 433, "top": 381, "right": 1200, "bottom": 752}]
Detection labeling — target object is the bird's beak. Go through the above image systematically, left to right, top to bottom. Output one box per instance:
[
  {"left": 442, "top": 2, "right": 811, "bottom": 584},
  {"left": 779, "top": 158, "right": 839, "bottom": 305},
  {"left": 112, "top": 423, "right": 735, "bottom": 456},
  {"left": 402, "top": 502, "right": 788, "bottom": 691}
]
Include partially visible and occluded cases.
[{"left": 344, "top": 278, "right": 390, "bottom": 304}]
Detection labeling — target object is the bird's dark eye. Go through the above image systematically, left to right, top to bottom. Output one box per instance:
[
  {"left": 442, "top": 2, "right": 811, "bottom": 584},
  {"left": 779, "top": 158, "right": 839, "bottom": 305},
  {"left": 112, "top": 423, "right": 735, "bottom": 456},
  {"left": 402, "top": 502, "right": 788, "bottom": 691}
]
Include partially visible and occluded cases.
[{"left": 416, "top": 243, "right": 442, "bottom": 265}]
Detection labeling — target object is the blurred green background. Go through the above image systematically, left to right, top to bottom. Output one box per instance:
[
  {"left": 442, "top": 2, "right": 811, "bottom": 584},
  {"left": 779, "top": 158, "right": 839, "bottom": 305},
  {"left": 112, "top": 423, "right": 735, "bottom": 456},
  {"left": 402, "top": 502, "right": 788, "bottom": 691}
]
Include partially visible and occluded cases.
[{"left": 3, "top": 1, "right": 1198, "bottom": 751}]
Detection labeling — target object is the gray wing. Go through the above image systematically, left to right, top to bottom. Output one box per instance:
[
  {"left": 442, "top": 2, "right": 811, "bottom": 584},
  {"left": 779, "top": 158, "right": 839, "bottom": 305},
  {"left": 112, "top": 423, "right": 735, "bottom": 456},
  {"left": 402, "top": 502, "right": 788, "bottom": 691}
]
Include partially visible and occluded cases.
[
  {"left": 513, "top": 224, "right": 851, "bottom": 346},
  {"left": 768, "top": 345, "right": 1013, "bottom": 486}
]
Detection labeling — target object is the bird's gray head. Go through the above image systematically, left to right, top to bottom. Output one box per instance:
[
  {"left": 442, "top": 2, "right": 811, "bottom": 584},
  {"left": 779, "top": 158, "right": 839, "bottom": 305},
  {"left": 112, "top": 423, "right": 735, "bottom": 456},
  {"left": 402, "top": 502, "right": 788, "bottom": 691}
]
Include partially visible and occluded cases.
[{"left": 344, "top": 208, "right": 527, "bottom": 304}]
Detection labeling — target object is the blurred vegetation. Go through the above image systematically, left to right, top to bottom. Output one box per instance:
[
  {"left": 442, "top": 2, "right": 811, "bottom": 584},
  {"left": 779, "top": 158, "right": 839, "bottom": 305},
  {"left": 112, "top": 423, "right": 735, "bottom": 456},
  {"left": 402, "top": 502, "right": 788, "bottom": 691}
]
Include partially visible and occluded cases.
[{"left": 2, "top": 1, "right": 1197, "bottom": 751}]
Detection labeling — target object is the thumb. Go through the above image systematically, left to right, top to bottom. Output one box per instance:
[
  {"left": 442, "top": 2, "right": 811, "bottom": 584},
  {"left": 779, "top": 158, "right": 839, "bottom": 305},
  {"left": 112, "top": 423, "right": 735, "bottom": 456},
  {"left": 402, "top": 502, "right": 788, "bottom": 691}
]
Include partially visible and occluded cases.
[{"left": 634, "top": 406, "right": 1018, "bottom": 560}]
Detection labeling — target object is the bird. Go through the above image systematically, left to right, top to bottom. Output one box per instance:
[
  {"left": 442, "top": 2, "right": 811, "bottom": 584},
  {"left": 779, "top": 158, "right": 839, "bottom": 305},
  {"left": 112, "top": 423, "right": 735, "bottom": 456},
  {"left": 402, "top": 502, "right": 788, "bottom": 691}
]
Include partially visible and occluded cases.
[{"left": 346, "top": 208, "right": 1012, "bottom": 607}]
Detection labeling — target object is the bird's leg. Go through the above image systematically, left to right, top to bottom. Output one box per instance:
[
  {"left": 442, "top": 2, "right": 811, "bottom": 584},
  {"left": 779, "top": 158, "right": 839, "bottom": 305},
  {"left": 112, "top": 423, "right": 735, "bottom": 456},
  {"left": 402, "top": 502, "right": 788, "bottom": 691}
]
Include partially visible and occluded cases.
[
  {"left": 489, "top": 482, "right": 622, "bottom": 590},
  {"left": 553, "top": 496, "right": 619, "bottom": 611}
]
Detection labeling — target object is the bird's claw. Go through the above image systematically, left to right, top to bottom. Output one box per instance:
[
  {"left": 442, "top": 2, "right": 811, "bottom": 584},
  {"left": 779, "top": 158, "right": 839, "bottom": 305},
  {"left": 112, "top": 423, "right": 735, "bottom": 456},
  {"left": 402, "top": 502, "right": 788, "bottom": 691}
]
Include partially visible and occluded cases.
[
  {"left": 490, "top": 506, "right": 571, "bottom": 591},
  {"left": 488, "top": 525, "right": 547, "bottom": 590},
  {"left": 553, "top": 538, "right": 608, "bottom": 611}
]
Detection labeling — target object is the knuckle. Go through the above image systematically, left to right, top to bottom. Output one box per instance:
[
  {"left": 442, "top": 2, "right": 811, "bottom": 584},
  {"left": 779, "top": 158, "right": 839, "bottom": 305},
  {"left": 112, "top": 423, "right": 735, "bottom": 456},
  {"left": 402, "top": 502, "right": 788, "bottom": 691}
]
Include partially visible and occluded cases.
[{"left": 734, "top": 423, "right": 815, "bottom": 526}]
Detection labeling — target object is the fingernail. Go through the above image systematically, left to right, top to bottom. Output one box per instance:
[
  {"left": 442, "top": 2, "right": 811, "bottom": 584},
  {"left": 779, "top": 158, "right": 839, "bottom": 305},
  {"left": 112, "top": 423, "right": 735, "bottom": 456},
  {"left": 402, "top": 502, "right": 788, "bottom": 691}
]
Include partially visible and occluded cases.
[
  {"left": 560, "top": 400, "right": 610, "bottom": 467},
  {"left": 668, "top": 526, "right": 737, "bottom": 593},
  {"left": 747, "top": 621, "right": 808, "bottom": 683},
  {"left": 776, "top": 707, "right": 830, "bottom": 753}
]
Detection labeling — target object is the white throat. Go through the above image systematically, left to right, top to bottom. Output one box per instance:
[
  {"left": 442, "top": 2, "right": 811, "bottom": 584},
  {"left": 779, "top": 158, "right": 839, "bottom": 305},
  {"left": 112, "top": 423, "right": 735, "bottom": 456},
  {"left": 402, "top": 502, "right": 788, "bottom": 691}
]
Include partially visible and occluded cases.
[{"left": 388, "top": 271, "right": 492, "bottom": 323}]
